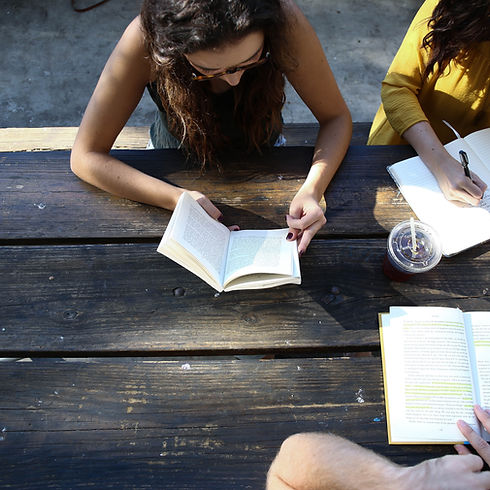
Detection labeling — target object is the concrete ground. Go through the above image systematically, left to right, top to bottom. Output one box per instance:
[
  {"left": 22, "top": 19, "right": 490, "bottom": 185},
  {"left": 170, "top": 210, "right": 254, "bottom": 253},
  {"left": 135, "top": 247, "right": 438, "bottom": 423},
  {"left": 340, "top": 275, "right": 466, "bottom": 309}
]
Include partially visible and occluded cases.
[{"left": 0, "top": 0, "right": 421, "bottom": 127}]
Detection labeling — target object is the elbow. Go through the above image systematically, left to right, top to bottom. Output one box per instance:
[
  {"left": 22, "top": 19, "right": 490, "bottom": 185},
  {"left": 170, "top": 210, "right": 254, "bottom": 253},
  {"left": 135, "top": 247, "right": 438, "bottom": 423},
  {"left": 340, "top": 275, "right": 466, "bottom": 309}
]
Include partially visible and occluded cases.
[
  {"left": 70, "top": 142, "right": 92, "bottom": 183},
  {"left": 70, "top": 148, "right": 84, "bottom": 180},
  {"left": 267, "top": 433, "right": 327, "bottom": 489}
]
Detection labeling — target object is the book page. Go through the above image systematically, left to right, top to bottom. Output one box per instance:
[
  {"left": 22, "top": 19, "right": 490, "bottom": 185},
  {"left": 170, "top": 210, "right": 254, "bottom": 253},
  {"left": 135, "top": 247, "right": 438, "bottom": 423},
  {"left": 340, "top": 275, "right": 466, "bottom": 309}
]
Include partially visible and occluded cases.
[
  {"left": 388, "top": 140, "right": 490, "bottom": 255},
  {"left": 157, "top": 192, "right": 230, "bottom": 288},
  {"left": 223, "top": 229, "right": 294, "bottom": 285},
  {"left": 382, "top": 306, "right": 479, "bottom": 443},
  {"left": 466, "top": 312, "right": 490, "bottom": 409}
]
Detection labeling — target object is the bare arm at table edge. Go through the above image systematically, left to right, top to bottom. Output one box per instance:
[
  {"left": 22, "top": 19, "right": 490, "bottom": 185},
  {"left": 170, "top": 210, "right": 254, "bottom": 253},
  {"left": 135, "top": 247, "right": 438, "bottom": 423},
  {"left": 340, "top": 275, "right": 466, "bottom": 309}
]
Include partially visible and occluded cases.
[
  {"left": 282, "top": 0, "right": 352, "bottom": 253},
  {"left": 70, "top": 17, "right": 188, "bottom": 212}
]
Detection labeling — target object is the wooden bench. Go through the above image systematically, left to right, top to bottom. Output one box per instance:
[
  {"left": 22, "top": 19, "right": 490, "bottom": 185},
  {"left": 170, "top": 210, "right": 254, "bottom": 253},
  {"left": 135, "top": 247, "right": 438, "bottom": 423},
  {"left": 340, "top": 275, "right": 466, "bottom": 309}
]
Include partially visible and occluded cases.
[
  {"left": 0, "top": 122, "right": 371, "bottom": 151},
  {"left": 1, "top": 135, "right": 488, "bottom": 488}
]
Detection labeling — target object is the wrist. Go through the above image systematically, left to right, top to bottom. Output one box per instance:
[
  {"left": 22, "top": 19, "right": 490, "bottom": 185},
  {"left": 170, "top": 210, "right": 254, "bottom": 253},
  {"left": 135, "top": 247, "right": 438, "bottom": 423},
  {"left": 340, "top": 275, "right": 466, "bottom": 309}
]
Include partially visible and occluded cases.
[
  {"left": 418, "top": 148, "right": 452, "bottom": 179},
  {"left": 296, "top": 181, "right": 324, "bottom": 204},
  {"left": 164, "top": 186, "right": 185, "bottom": 210},
  {"left": 396, "top": 462, "right": 431, "bottom": 490}
]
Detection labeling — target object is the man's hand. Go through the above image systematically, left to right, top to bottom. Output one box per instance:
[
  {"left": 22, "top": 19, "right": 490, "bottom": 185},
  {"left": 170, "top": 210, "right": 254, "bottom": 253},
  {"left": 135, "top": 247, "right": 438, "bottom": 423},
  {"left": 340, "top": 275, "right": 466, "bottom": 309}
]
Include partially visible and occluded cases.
[{"left": 455, "top": 404, "right": 490, "bottom": 464}]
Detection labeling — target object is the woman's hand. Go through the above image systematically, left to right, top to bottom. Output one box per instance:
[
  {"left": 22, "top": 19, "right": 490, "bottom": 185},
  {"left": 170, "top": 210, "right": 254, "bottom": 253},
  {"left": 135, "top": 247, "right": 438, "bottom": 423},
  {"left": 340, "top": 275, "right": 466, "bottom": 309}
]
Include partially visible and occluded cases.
[
  {"left": 402, "top": 121, "right": 487, "bottom": 206},
  {"left": 430, "top": 155, "right": 487, "bottom": 207},
  {"left": 187, "top": 190, "right": 239, "bottom": 231},
  {"left": 285, "top": 190, "right": 326, "bottom": 256},
  {"left": 455, "top": 404, "right": 490, "bottom": 463}
]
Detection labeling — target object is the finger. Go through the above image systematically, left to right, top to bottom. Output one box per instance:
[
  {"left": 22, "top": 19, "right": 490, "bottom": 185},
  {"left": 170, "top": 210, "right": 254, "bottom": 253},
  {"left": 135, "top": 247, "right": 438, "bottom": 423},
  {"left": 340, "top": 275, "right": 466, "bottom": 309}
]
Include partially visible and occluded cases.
[
  {"left": 471, "top": 173, "right": 488, "bottom": 194},
  {"left": 459, "top": 179, "right": 484, "bottom": 204},
  {"left": 195, "top": 197, "right": 222, "bottom": 220},
  {"left": 449, "top": 198, "right": 474, "bottom": 208},
  {"left": 286, "top": 210, "right": 325, "bottom": 232},
  {"left": 285, "top": 214, "right": 304, "bottom": 231},
  {"left": 285, "top": 215, "right": 301, "bottom": 242},
  {"left": 296, "top": 222, "right": 323, "bottom": 255},
  {"left": 228, "top": 225, "right": 240, "bottom": 231},
  {"left": 286, "top": 229, "right": 299, "bottom": 242},
  {"left": 474, "top": 405, "right": 490, "bottom": 432},
  {"left": 457, "top": 419, "right": 477, "bottom": 439},
  {"left": 457, "top": 420, "right": 490, "bottom": 465},
  {"left": 454, "top": 444, "right": 471, "bottom": 455},
  {"left": 458, "top": 453, "right": 485, "bottom": 472}
]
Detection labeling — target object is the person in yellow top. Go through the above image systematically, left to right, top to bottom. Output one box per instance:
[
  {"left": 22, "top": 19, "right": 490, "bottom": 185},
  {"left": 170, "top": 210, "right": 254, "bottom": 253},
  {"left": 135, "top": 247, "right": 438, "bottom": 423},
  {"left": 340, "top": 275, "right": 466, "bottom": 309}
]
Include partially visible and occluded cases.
[{"left": 368, "top": 0, "right": 489, "bottom": 206}]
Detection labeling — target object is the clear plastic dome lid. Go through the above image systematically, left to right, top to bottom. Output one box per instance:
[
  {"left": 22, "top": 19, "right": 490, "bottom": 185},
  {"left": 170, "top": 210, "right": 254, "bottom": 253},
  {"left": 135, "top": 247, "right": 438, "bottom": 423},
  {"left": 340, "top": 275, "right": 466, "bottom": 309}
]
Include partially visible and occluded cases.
[{"left": 387, "top": 220, "right": 442, "bottom": 273}]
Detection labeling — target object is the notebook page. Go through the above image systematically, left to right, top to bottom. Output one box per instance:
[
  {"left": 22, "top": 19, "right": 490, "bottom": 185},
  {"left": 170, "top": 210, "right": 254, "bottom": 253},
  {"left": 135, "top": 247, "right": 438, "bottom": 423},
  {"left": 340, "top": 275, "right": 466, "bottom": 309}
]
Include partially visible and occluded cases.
[
  {"left": 463, "top": 128, "right": 490, "bottom": 175},
  {"left": 445, "top": 134, "right": 490, "bottom": 187},
  {"left": 388, "top": 145, "right": 490, "bottom": 255}
]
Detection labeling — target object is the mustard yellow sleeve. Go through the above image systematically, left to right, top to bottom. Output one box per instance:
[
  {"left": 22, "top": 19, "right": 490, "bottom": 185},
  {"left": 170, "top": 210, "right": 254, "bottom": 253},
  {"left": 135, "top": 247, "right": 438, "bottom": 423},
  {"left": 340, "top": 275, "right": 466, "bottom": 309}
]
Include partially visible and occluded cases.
[{"left": 380, "top": 0, "right": 437, "bottom": 137}]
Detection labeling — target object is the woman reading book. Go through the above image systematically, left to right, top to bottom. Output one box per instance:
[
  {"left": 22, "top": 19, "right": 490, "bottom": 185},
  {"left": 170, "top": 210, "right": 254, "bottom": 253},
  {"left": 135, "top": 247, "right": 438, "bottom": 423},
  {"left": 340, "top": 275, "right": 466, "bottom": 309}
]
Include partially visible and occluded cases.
[
  {"left": 70, "top": 0, "right": 351, "bottom": 256},
  {"left": 368, "top": 0, "right": 489, "bottom": 206}
]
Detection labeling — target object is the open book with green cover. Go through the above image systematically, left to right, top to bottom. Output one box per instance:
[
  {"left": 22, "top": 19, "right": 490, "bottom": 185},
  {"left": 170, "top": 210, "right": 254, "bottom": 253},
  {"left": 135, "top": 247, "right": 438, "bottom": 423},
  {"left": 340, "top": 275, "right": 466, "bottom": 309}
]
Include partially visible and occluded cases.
[
  {"left": 387, "top": 127, "right": 490, "bottom": 256},
  {"left": 157, "top": 192, "right": 300, "bottom": 292},
  {"left": 379, "top": 306, "right": 490, "bottom": 444}
]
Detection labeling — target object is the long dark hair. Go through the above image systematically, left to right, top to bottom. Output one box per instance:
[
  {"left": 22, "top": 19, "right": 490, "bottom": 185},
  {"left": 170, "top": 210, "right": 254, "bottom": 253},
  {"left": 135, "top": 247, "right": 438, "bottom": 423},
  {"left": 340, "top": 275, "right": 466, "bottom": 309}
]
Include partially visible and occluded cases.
[
  {"left": 140, "top": 0, "right": 294, "bottom": 168},
  {"left": 422, "top": 0, "right": 490, "bottom": 80}
]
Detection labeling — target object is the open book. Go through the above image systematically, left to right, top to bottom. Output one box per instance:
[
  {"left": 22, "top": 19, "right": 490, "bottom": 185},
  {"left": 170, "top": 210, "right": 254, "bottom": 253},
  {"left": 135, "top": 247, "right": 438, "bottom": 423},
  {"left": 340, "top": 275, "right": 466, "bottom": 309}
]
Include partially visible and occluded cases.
[
  {"left": 387, "top": 127, "right": 490, "bottom": 256},
  {"left": 157, "top": 192, "right": 300, "bottom": 292},
  {"left": 379, "top": 306, "right": 490, "bottom": 444}
]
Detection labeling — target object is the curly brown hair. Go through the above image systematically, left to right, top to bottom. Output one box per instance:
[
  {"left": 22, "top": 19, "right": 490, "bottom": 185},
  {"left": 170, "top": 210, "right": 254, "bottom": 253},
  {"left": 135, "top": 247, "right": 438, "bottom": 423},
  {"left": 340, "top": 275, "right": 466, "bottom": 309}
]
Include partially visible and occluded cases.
[
  {"left": 140, "top": 0, "right": 295, "bottom": 168},
  {"left": 422, "top": 0, "right": 490, "bottom": 81}
]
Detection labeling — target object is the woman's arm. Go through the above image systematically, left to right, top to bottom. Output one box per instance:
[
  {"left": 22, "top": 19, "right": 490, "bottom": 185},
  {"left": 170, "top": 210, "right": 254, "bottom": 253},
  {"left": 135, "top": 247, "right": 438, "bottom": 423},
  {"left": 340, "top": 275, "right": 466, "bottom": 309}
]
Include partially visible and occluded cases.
[
  {"left": 281, "top": 0, "right": 352, "bottom": 254},
  {"left": 376, "top": 0, "right": 486, "bottom": 205},
  {"left": 70, "top": 17, "right": 222, "bottom": 218},
  {"left": 402, "top": 122, "right": 487, "bottom": 205}
]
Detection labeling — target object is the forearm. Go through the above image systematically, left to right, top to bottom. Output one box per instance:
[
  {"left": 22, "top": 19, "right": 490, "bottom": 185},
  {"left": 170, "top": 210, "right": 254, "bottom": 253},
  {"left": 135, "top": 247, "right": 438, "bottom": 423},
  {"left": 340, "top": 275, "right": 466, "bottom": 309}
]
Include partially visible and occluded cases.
[
  {"left": 300, "top": 112, "right": 351, "bottom": 201},
  {"left": 402, "top": 121, "right": 450, "bottom": 178},
  {"left": 70, "top": 149, "right": 183, "bottom": 210},
  {"left": 267, "top": 433, "right": 406, "bottom": 490}
]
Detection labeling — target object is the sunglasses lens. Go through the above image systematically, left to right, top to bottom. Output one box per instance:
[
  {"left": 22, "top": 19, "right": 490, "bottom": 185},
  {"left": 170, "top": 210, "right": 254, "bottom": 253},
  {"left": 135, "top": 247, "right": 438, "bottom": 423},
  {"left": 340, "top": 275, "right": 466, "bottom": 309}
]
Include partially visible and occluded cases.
[{"left": 192, "top": 51, "right": 269, "bottom": 81}]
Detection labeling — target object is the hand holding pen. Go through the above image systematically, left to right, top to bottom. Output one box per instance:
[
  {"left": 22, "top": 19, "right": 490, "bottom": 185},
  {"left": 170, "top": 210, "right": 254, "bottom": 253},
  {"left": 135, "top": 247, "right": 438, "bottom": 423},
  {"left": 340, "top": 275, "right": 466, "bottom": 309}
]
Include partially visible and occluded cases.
[{"left": 454, "top": 149, "right": 487, "bottom": 206}]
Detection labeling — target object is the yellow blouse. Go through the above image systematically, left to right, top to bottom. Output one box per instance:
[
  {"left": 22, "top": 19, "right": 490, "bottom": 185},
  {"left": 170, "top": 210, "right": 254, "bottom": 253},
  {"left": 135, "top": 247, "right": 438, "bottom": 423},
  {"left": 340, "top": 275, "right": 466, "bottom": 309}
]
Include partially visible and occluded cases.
[{"left": 368, "top": 0, "right": 490, "bottom": 145}]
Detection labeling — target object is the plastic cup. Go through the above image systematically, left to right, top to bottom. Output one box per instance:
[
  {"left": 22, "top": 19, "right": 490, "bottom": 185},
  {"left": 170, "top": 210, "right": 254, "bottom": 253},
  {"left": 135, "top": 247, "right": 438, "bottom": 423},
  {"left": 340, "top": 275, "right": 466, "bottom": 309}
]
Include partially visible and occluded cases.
[{"left": 383, "top": 220, "right": 442, "bottom": 281}]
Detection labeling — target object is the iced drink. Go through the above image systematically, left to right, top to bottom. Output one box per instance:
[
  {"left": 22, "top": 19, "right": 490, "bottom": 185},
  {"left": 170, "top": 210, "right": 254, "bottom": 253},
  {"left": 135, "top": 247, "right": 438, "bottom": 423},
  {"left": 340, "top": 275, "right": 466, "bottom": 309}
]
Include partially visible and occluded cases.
[{"left": 383, "top": 220, "right": 442, "bottom": 281}]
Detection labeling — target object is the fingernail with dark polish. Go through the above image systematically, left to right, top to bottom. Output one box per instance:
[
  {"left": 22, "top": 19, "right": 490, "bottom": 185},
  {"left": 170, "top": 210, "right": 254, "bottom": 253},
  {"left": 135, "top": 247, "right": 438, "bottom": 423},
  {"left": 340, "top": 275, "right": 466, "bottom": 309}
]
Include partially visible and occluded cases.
[
  {"left": 218, "top": 214, "right": 223, "bottom": 222},
  {"left": 286, "top": 232, "right": 293, "bottom": 240},
  {"left": 299, "top": 250, "right": 304, "bottom": 257}
]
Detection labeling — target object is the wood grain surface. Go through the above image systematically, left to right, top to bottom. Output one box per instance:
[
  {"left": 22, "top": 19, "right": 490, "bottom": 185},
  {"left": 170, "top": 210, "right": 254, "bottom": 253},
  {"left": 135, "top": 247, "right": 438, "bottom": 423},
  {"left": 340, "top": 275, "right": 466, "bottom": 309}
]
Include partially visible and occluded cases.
[
  {"left": 1, "top": 145, "right": 416, "bottom": 241},
  {"left": 1, "top": 240, "right": 488, "bottom": 355},
  {"left": 0, "top": 358, "right": 453, "bottom": 489}
]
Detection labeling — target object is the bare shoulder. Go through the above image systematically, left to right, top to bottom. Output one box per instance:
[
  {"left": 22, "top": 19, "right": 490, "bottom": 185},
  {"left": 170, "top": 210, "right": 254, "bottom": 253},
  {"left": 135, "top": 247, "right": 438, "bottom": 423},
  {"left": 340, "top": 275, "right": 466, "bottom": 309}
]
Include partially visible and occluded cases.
[
  {"left": 279, "top": 0, "right": 321, "bottom": 55},
  {"left": 280, "top": 0, "right": 311, "bottom": 32},
  {"left": 107, "top": 15, "right": 151, "bottom": 82},
  {"left": 117, "top": 16, "right": 148, "bottom": 58}
]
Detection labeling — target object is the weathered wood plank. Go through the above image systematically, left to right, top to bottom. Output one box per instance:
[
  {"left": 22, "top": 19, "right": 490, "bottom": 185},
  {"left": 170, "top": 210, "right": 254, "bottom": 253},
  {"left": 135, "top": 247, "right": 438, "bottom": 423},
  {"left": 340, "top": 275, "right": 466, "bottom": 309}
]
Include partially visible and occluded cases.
[
  {"left": 0, "top": 123, "right": 370, "bottom": 151},
  {"left": 0, "top": 126, "right": 151, "bottom": 152},
  {"left": 0, "top": 146, "right": 416, "bottom": 240},
  {"left": 1, "top": 240, "right": 488, "bottom": 355},
  {"left": 0, "top": 358, "right": 453, "bottom": 489}
]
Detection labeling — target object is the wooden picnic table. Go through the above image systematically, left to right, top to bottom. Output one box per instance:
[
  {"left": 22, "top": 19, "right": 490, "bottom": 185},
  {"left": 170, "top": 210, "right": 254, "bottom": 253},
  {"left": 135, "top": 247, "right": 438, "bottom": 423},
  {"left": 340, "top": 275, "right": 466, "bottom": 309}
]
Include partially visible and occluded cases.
[{"left": 1, "top": 127, "right": 489, "bottom": 488}]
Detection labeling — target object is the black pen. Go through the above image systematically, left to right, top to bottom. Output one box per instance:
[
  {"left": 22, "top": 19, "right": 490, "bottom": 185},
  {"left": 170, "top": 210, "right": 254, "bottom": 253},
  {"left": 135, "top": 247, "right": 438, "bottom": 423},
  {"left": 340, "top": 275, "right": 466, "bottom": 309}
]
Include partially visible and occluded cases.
[{"left": 459, "top": 150, "right": 472, "bottom": 179}]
